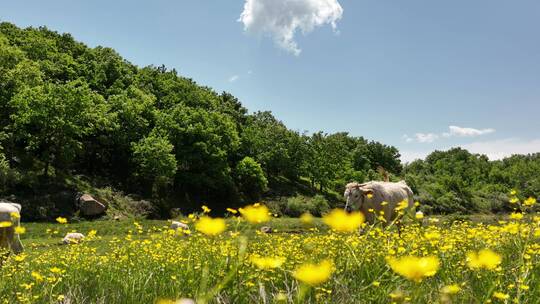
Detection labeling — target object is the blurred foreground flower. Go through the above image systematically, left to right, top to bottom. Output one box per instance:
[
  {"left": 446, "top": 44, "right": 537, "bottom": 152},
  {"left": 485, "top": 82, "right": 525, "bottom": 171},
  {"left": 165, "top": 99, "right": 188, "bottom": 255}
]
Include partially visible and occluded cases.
[
  {"left": 239, "top": 204, "right": 270, "bottom": 224},
  {"left": 323, "top": 209, "right": 364, "bottom": 232},
  {"left": 300, "top": 212, "right": 314, "bottom": 224},
  {"left": 195, "top": 216, "right": 226, "bottom": 236},
  {"left": 56, "top": 217, "right": 67, "bottom": 224},
  {"left": 0, "top": 221, "right": 12, "bottom": 228},
  {"left": 14, "top": 226, "right": 26, "bottom": 234},
  {"left": 467, "top": 249, "right": 501, "bottom": 270},
  {"left": 387, "top": 255, "right": 439, "bottom": 282},
  {"left": 250, "top": 256, "right": 285, "bottom": 269},
  {"left": 293, "top": 260, "right": 334, "bottom": 286},
  {"left": 441, "top": 284, "right": 461, "bottom": 294}
]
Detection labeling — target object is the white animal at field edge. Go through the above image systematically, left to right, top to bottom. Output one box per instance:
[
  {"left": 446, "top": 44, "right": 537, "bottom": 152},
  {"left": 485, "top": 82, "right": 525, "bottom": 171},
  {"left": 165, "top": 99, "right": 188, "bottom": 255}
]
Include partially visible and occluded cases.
[{"left": 344, "top": 180, "right": 414, "bottom": 224}]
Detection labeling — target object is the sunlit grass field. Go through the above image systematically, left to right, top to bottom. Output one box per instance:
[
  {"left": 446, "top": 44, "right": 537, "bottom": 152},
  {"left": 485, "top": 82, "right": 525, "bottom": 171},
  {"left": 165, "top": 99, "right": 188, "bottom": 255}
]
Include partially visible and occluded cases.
[{"left": 1, "top": 199, "right": 540, "bottom": 304}]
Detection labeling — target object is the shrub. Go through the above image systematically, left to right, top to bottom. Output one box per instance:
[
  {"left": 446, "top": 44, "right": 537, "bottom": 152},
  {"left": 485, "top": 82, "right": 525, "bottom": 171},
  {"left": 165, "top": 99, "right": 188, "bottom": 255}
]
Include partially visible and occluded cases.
[
  {"left": 234, "top": 157, "right": 268, "bottom": 202},
  {"left": 285, "top": 195, "right": 330, "bottom": 217}
]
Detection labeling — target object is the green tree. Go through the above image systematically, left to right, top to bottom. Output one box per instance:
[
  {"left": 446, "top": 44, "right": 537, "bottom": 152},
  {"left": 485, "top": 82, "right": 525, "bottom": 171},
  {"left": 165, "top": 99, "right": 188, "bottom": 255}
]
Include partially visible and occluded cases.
[
  {"left": 9, "top": 80, "right": 109, "bottom": 175},
  {"left": 132, "top": 133, "right": 177, "bottom": 194},
  {"left": 234, "top": 157, "right": 268, "bottom": 202}
]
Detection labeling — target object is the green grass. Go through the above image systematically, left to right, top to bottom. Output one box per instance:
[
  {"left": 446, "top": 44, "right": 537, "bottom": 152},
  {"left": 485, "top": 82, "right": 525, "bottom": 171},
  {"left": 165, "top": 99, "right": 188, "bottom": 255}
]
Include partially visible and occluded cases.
[{"left": 2, "top": 215, "right": 539, "bottom": 303}]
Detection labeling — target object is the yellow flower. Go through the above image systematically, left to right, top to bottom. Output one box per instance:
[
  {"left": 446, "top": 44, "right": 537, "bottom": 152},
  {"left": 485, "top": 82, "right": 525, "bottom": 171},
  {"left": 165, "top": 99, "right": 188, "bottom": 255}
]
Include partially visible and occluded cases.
[
  {"left": 510, "top": 189, "right": 517, "bottom": 195},
  {"left": 366, "top": 193, "right": 374, "bottom": 199},
  {"left": 509, "top": 197, "right": 519, "bottom": 204},
  {"left": 524, "top": 197, "right": 537, "bottom": 206},
  {"left": 395, "top": 200, "right": 409, "bottom": 211},
  {"left": 414, "top": 201, "right": 420, "bottom": 207},
  {"left": 239, "top": 204, "right": 270, "bottom": 224},
  {"left": 201, "top": 205, "right": 211, "bottom": 213},
  {"left": 226, "top": 208, "right": 238, "bottom": 214},
  {"left": 322, "top": 209, "right": 364, "bottom": 233},
  {"left": 415, "top": 211, "right": 424, "bottom": 220},
  {"left": 10, "top": 212, "right": 20, "bottom": 219},
  {"left": 300, "top": 212, "right": 314, "bottom": 224},
  {"left": 509, "top": 212, "right": 524, "bottom": 220},
  {"left": 195, "top": 216, "right": 226, "bottom": 236},
  {"left": 56, "top": 217, "right": 68, "bottom": 224},
  {"left": 0, "top": 221, "right": 12, "bottom": 228},
  {"left": 14, "top": 226, "right": 26, "bottom": 234},
  {"left": 87, "top": 230, "right": 97, "bottom": 238},
  {"left": 467, "top": 249, "right": 502, "bottom": 270},
  {"left": 13, "top": 254, "right": 26, "bottom": 262},
  {"left": 387, "top": 255, "right": 440, "bottom": 282},
  {"left": 250, "top": 256, "right": 285, "bottom": 269},
  {"left": 293, "top": 260, "right": 334, "bottom": 286},
  {"left": 50, "top": 267, "right": 62, "bottom": 274},
  {"left": 31, "top": 271, "right": 44, "bottom": 282},
  {"left": 372, "top": 281, "right": 380, "bottom": 287},
  {"left": 441, "top": 284, "right": 461, "bottom": 294},
  {"left": 493, "top": 292, "right": 509, "bottom": 300}
]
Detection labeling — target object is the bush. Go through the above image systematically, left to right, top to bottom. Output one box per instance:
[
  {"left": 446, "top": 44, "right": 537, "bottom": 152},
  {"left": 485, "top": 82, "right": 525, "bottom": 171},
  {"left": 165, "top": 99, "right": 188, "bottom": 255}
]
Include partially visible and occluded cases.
[
  {"left": 234, "top": 157, "right": 268, "bottom": 202},
  {"left": 285, "top": 195, "right": 330, "bottom": 217}
]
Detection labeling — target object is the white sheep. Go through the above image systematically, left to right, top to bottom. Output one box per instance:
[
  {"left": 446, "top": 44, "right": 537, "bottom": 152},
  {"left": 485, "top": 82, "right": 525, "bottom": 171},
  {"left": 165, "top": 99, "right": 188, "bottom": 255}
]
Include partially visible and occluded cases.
[
  {"left": 170, "top": 221, "right": 190, "bottom": 235},
  {"left": 62, "top": 232, "right": 85, "bottom": 245}
]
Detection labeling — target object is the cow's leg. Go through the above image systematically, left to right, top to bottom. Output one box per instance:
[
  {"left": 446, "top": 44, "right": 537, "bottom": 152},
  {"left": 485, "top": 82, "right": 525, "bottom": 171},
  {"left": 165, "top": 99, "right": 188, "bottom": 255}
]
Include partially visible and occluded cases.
[
  {"left": 8, "top": 227, "right": 23, "bottom": 254},
  {"left": 0, "top": 228, "right": 9, "bottom": 263}
]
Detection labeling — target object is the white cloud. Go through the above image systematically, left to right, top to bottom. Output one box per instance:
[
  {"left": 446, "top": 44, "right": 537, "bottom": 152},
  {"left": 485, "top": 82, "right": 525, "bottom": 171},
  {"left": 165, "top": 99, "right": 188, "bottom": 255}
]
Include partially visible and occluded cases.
[
  {"left": 238, "top": 0, "right": 343, "bottom": 56},
  {"left": 228, "top": 75, "right": 239, "bottom": 83},
  {"left": 403, "top": 125, "right": 495, "bottom": 143},
  {"left": 448, "top": 125, "right": 495, "bottom": 137},
  {"left": 414, "top": 133, "right": 439, "bottom": 143},
  {"left": 400, "top": 138, "right": 540, "bottom": 163},
  {"left": 462, "top": 138, "right": 540, "bottom": 160}
]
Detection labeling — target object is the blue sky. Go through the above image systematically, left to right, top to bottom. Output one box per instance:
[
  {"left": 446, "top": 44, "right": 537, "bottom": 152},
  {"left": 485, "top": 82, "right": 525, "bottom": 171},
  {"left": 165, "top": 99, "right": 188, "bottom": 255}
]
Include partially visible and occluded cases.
[{"left": 2, "top": 0, "right": 539, "bottom": 161}]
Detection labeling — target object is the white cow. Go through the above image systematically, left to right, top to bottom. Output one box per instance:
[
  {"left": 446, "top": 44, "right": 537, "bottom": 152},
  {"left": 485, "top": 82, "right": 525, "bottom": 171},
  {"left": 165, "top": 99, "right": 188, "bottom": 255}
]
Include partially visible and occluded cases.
[
  {"left": 344, "top": 180, "right": 414, "bottom": 224},
  {"left": 0, "top": 202, "right": 23, "bottom": 254}
]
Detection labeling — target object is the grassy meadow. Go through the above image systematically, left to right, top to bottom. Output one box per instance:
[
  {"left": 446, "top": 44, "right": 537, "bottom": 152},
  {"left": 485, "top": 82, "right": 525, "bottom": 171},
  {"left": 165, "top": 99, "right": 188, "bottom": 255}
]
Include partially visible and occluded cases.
[{"left": 1, "top": 199, "right": 540, "bottom": 304}]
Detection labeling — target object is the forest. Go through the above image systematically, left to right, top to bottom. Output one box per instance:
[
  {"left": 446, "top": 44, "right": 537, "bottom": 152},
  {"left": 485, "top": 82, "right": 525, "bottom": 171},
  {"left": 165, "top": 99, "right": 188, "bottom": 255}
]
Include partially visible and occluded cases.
[{"left": 0, "top": 22, "right": 538, "bottom": 220}]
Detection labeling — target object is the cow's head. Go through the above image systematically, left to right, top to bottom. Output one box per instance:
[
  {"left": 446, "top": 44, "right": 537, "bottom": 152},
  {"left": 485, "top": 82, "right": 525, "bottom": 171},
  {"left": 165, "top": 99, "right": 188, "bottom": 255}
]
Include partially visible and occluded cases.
[{"left": 344, "top": 184, "right": 373, "bottom": 212}]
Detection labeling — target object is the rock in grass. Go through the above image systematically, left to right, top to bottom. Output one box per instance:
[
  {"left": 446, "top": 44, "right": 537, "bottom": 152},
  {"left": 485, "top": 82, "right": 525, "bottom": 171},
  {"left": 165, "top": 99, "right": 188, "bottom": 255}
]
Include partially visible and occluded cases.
[{"left": 79, "top": 194, "right": 106, "bottom": 216}]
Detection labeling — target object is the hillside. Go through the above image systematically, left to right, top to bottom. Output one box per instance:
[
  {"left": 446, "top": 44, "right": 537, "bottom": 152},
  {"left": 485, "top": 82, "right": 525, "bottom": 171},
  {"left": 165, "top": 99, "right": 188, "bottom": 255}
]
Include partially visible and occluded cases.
[{"left": 0, "top": 22, "right": 538, "bottom": 220}]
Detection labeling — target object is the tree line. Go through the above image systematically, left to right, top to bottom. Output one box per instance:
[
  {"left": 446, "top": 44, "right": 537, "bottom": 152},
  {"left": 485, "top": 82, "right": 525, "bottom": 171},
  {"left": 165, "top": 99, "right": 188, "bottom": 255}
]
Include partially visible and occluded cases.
[{"left": 0, "top": 22, "right": 538, "bottom": 216}]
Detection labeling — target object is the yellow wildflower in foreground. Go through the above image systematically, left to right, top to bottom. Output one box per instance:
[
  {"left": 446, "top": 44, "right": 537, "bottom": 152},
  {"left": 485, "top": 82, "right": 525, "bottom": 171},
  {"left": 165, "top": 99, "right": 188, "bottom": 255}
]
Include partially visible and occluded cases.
[
  {"left": 524, "top": 197, "right": 537, "bottom": 206},
  {"left": 395, "top": 200, "right": 409, "bottom": 211},
  {"left": 239, "top": 204, "right": 270, "bottom": 224},
  {"left": 201, "top": 205, "right": 211, "bottom": 213},
  {"left": 226, "top": 208, "right": 238, "bottom": 214},
  {"left": 323, "top": 209, "right": 364, "bottom": 233},
  {"left": 415, "top": 211, "right": 424, "bottom": 220},
  {"left": 10, "top": 212, "right": 20, "bottom": 219},
  {"left": 300, "top": 212, "right": 314, "bottom": 224},
  {"left": 509, "top": 212, "right": 524, "bottom": 220},
  {"left": 195, "top": 216, "right": 226, "bottom": 236},
  {"left": 56, "top": 217, "right": 67, "bottom": 224},
  {"left": 0, "top": 221, "right": 12, "bottom": 228},
  {"left": 14, "top": 226, "right": 26, "bottom": 234},
  {"left": 467, "top": 249, "right": 502, "bottom": 270},
  {"left": 250, "top": 256, "right": 285, "bottom": 269},
  {"left": 387, "top": 256, "right": 440, "bottom": 282},
  {"left": 293, "top": 260, "right": 334, "bottom": 286},
  {"left": 441, "top": 284, "right": 461, "bottom": 294},
  {"left": 493, "top": 292, "right": 509, "bottom": 300}
]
